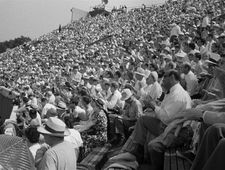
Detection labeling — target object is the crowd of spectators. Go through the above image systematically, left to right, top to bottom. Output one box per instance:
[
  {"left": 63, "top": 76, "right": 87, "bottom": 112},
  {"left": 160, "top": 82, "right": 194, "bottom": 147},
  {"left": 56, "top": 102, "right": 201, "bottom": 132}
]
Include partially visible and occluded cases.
[{"left": 0, "top": 0, "right": 225, "bottom": 169}]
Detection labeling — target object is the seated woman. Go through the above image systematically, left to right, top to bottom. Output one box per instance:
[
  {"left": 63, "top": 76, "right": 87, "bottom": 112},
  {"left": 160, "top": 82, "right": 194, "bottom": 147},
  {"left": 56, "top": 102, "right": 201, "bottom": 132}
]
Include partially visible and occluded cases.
[
  {"left": 139, "top": 71, "right": 163, "bottom": 110},
  {"left": 76, "top": 95, "right": 107, "bottom": 158},
  {"left": 68, "top": 96, "right": 87, "bottom": 122},
  {"left": 64, "top": 116, "right": 84, "bottom": 161},
  {"left": 24, "top": 125, "right": 41, "bottom": 159}
]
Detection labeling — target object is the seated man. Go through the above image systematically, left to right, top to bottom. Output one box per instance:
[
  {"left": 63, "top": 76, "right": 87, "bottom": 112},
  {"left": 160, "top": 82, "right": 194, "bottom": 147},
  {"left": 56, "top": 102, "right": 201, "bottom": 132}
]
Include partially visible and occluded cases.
[
  {"left": 181, "top": 62, "right": 199, "bottom": 98},
  {"left": 122, "top": 69, "right": 192, "bottom": 168},
  {"left": 139, "top": 71, "right": 163, "bottom": 109},
  {"left": 105, "top": 81, "right": 123, "bottom": 111},
  {"left": 110, "top": 89, "right": 143, "bottom": 146},
  {"left": 41, "top": 97, "right": 56, "bottom": 118},
  {"left": 171, "top": 101, "right": 225, "bottom": 170},
  {"left": 36, "top": 117, "right": 77, "bottom": 170},
  {"left": 191, "top": 123, "right": 225, "bottom": 170}
]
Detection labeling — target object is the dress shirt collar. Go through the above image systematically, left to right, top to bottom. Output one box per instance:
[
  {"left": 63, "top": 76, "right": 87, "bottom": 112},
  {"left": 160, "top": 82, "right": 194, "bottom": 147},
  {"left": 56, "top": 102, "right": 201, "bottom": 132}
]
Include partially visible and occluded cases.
[{"left": 168, "top": 83, "right": 180, "bottom": 94}]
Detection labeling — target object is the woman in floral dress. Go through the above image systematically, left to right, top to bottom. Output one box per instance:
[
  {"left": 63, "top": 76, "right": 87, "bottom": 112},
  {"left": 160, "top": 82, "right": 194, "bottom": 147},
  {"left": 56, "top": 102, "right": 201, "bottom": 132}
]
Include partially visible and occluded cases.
[{"left": 79, "top": 96, "right": 108, "bottom": 158}]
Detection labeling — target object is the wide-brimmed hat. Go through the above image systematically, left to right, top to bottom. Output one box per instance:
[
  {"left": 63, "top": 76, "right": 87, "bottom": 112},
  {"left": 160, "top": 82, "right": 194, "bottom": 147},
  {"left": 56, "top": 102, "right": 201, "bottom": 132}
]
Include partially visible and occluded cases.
[
  {"left": 164, "top": 46, "right": 171, "bottom": 53},
  {"left": 175, "top": 52, "right": 186, "bottom": 58},
  {"left": 164, "top": 54, "right": 172, "bottom": 61},
  {"left": 205, "top": 57, "right": 219, "bottom": 66},
  {"left": 134, "top": 67, "right": 146, "bottom": 77},
  {"left": 150, "top": 71, "right": 158, "bottom": 81},
  {"left": 121, "top": 89, "right": 133, "bottom": 101},
  {"left": 56, "top": 101, "right": 67, "bottom": 110},
  {"left": 46, "top": 108, "right": 58, "bottom": 118},
  {"left": 37, "top": 117, "right": 70, "bottom": 137}
]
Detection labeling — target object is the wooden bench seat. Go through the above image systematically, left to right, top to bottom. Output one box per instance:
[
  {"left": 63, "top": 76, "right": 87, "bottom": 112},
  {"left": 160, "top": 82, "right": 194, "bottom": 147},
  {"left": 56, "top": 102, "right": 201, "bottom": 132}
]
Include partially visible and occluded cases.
[
  {"left": 77, "top": 144, "right": 111, "bottom": 170},
  {"left": 164, "top": 148, "right": 192, "bottom": 170}
]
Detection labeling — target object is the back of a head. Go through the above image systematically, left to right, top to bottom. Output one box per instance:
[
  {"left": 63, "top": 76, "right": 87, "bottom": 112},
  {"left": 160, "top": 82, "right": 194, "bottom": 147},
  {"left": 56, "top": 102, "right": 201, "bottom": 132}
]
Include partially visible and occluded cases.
[
  {"left": 188, "top": 42, "right": 196, "bottom": 50},
  {"left": 195, "top": 52, "right": 201, "bottom": 60},
  {"left": 167, "top": 61, "right": 176, "bottom": 70},
  {"left": 183, "top": 62, "right": 192, "bottom": 72},
  {"left": 167, "top": 69, "right": 181, "bottom": 82},
  {"left": 114, "top": 70, "right": 122, "bottom": 78},
  {"left": 111, "top": 81, "right": 119, "bottom": 89},
  {"left": 82, "top": 95, "right": 91, "bottom": 105},
  {"left": 70, "top": 96, "right": 80, "bottom": 106},
  {"left": 41, "top": 97, "right": 47, "bottom": 103},
  {"left": 25, "top": 126, "right": 40, "bottom": 144}
]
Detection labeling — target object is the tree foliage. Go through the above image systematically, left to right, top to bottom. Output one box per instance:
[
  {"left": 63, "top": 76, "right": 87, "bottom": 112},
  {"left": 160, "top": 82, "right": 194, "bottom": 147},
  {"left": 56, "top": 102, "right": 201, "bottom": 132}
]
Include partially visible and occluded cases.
[{"left": 0, "top": 36, "right": 31, "bottom": 54}]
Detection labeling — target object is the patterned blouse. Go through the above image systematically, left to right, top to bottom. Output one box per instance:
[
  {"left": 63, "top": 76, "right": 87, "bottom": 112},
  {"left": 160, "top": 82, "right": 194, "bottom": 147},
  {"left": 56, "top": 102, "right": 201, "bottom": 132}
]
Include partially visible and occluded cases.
[{"left": 80, "top": 109, "right": 108, "bottom": 158}]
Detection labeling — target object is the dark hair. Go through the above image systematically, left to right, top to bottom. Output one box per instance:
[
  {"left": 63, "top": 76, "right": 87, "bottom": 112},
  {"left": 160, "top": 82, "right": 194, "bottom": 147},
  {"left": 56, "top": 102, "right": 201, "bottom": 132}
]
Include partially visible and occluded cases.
[
  {"left": 170, "top": 35, "right": 178, "bottom": 43},
  {"left": 198, "top": 38, "right": 206, "bottom": 45},
  {"left": 188, "top": 43, "right": 195, "bottom": 50},
  {"left": 195, "top": 52, "right": 201, "bottom": 60},
  {"left": 167, "top": 61, "right": 176, "bottom": 69},
  {"left": 143, "top": 63, "right": 149, "bottom": 67},
  {"left": 149, "top": 63, "right": 159, "bottom": 71},
  {"left": 183, "top": 63, "right": 192, "bottom": 71},
  {"left": 158, "top": 69, "right": 165, "bottom": 78},
  {"left": 167, "top": 69, "right": 181, "bottom": 81},
  {"left": 105, "top": 71, "right": 114, "bottom": 78},
  {"left": 114, "top": 71, "right": 122, "bottom": 78},
  {"left": 127, "top": 71, "right": 134, "bottom": 80},
  {"left": 111, "top": 82, "right": 119, "bottom": 89},
  {"left": 124, "top": 84, "right": 134, "bottom": 91},
  {"left": 78, "top": 88, "right": 88, "bottom": 96},
  {"left": 82, "top": 95, "right": 91, "bottom": 105},
  {"left": 70, "top": 96, "right": 80, "bottom": 106},
  {"left": 22, "top": 97, "right": 29, "bottom": 103},
  {"left": 41, "top": 97, "right": 47, "bottom": 103},
  {"left": 29, "top": 109, "right": 37, "bottom": 119},
  {"left": 64, "top": 116, "right": 73, "bottom": 128},
  {"left": 25, "top": 126, "right": 40, "bottom": 143}
]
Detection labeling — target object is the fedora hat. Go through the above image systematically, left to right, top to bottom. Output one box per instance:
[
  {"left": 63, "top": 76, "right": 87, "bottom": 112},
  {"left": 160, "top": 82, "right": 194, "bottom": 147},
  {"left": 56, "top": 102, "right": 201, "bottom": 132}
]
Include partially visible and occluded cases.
[
  {"left": 134, "top": 67, "right": 145, "bottom": 77},
  {"left": 37, "top": 117, "right": 70, "bottom": 137}
]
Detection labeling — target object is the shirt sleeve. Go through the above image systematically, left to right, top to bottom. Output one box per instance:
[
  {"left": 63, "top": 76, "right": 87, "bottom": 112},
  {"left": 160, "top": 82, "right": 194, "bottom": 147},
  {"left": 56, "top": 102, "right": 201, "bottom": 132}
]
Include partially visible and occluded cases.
[
  {"left": 148, "top": 83, "right": 162, "bottom": 100},
  {"left": 106, "top": 93, "right": 120, "bottom": 109},
  {"left": 155, "top": 100, "right": 188, "bottom": 124},
  {"left": 137, "top": 102, "right": 143, "bottom": 116},
  {"left": 129, "top": 103, "right": 139, "bottom": 119},
  {"left": 41, "top": 106, "right": 47, "bottom": 117},
  {"left": 203, "top": 111, "right": 225, "bottom": 125},
  {"left": 37, "top": 151, "right": 56, "bottom": 170}
]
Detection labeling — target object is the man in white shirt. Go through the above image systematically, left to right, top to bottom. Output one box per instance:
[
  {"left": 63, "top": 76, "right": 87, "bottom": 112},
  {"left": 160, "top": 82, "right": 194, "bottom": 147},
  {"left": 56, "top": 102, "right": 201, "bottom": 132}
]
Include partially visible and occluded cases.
[
  {"left": 202, "top": 11, "right": 213, "bottom": 28},
  {"left": 170, "top": 23, "right": 182, "bottom": 37},
  {"left": 205, "top": 34, "right": 215, "bottom": 53},
  {"left": 193, "top": 52, "right": 206, "bottom": 77},
  {"left": 182, "top": 62, "right": 199, "bottom": 97},
  {"left": 70, "top": 65, "right": 82, "bottom": 84},
  {"left": 134, "top": 67, "right": 147, "bottom": 97},
  {"left": 124, "top": 70, "right": 192, "bottom": 166},
  {"left": 140, "top": 71, "right": 162, "bottom": 105},
  {"left": 99, "top": 81, "right": 112, "bottom": 101},
  {"left": 105, "top": 82, "right": 122, "bottom": 110},
  {"left": 46, "top": 91, "right": 55, "bottom": 105},
  {"left": 69, "top": 96, "right": 86, "bottom": 121},
  {"left": 41, "top": 98, "right": 57, "bottom": 118},
  {"left": 36, "top": 117, "right": 77, "bottom": 170}
]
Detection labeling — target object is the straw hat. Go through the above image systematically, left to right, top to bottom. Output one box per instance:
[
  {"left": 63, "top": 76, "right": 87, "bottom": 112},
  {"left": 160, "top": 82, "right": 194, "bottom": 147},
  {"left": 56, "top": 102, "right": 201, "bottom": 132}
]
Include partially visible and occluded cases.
[
  {"left": 134, "top": 67, "right": 146, "bottom": 77},
  {"left": 37, "top": 117, "right": 70, "bottom": 137}
]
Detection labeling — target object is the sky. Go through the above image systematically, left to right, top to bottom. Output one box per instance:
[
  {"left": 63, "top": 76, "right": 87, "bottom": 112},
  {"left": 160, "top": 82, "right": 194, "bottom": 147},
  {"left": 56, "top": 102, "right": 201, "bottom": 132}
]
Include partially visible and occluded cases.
[{"left": 0, "top": 0, "right": 165, "bottom": 42}]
